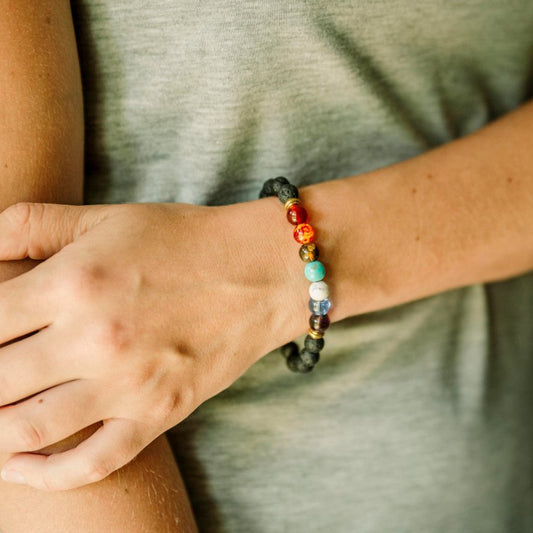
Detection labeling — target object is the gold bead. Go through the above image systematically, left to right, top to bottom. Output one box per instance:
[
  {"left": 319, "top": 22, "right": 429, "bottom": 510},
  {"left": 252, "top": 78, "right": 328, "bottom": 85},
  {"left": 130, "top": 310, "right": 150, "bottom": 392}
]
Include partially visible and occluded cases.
[
  {"left": 284, "top": 198, "right": 301, "bottom": 211},
  {"left": 307, "top": 328, "right": 324, "bottom": 340}
]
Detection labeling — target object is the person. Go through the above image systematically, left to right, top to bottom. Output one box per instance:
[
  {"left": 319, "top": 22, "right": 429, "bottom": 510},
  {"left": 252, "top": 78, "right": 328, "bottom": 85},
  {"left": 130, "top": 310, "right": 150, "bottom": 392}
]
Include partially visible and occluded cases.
[{"left": 0, "top": 1, "right": 532, "bottom": 531}]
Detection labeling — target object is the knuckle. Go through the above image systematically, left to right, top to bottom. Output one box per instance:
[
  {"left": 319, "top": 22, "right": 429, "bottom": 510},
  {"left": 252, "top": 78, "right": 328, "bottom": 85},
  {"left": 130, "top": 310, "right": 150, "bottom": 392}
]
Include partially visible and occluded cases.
[
  {"left": 4, "top": 202, "right": 34, "bottom": 227},
  {"left": 4, "top": 202, "right": 49, "bottom": 259},
  {"left": 62, "top": 262, "right": 106, "bottom": 299},
  {"left": 93, "top": 318, "right": 134, "bottom": 357},
  {"left": 126, "top": 362, "right": 155, "bottom": 389},
  {"left": 180, "top": 384, "right": 196, "bottom": 415},
  {"left": 155, "top": 386, "right": 195, "bottom": 424},
  {"left": 155, "top": 391, "right": 181, "bottom": 422},
  {"left": 15, "top": 419, "right": 44, "bottom": 451}
]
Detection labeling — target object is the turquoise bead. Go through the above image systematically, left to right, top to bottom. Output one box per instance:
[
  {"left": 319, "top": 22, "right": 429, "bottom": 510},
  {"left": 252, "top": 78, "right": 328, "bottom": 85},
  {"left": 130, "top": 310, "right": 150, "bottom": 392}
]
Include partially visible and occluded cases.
[
  {"left": 304, "top": 261, "right": 326, "bottom": 282},
  {"left": 309, "top": 298, "right": 331, "bottom": 315}
]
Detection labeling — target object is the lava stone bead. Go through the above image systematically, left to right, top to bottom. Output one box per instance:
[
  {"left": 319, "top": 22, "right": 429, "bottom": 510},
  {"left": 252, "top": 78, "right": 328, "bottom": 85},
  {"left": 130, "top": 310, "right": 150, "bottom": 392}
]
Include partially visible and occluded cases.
[
  {"left": 272, "top": 176, "right": 290, "bottom": 193},
  {"left": 259, "top": 178, "right": 278, "bottom": 198},
  {"left": 278, "top": 183, "right": 299, "bottom": 203},
  {"left": 304, "top": 335, "right": 325, "bottom": 353},
  {"left": 280, "top": 342, "right": 299, "bottom": 359},
  {"left": 300, "top": 349, "right": 320, "bottom": 366},
  {"left": 286, "top": 353, "right": 314, "bottom": 373}
]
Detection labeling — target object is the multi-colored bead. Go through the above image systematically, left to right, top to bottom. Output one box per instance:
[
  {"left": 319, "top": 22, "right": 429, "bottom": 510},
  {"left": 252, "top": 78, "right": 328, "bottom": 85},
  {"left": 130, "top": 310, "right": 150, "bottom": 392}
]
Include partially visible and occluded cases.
[
  {"left": 259, "top": 176, "right": 332, "bottom": 374},
  {"left": 293, "top": 223, "right": 314, "bottom": 244},
  {"left": 299, "top": 243, "right": 319, "bottom": 262}
]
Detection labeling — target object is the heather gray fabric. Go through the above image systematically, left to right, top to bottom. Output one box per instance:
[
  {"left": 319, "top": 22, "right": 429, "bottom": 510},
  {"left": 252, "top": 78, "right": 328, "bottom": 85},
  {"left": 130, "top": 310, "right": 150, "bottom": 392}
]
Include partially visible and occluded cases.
[{"left": 72, "top": 2, "right": 533, "bottom": 531}]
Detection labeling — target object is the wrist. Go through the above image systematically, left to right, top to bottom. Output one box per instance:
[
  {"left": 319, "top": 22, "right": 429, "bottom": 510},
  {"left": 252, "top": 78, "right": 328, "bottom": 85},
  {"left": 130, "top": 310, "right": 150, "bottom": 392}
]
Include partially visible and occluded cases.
[
  {"left": 298, "top": 167, "right": 452, "bottom": 321},
  {"left": 298, "top": 177, "right": 396, "bottom": 322},
  {"left": 254, "top": 179, "right": 338, "bottom": 371},
  {"left": 213, "top": 198, "right": 309, "bottom": 360}
]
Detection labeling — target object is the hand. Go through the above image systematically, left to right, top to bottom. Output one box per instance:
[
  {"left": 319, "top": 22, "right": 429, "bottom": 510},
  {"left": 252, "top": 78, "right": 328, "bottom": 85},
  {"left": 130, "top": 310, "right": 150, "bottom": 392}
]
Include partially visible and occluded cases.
[{"left": 0, "top": 200, "right": 305, "bottom": 490}]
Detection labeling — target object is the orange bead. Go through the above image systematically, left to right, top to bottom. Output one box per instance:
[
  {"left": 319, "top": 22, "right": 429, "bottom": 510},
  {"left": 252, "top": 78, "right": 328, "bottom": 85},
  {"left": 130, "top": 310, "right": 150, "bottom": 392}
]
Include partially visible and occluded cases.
[{"left": 293, "top": 223, "right": 314, "bottom": 244}]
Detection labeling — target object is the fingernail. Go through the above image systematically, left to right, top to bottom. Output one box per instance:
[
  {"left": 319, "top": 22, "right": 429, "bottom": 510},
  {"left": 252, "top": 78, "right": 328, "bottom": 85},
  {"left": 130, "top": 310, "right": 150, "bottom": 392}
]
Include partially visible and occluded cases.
[{"left": 1, "top": 468, "right": 26, "bottom": 485}]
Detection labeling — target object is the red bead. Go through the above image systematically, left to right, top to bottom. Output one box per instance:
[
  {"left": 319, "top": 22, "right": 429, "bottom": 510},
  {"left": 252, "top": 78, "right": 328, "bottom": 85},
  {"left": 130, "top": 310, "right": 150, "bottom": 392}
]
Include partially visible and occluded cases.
[
  {"left": 286, "top": 204, "right": 308, "bottom": 225},
  {"left": 293, "top": 223, "right": 315, "bottom": 244}
]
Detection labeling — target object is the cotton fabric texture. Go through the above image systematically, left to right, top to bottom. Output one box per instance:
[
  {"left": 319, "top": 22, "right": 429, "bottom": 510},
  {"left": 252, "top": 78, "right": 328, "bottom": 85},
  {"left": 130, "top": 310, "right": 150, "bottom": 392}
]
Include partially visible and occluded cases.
[{"left": 72, "top": 2, "right": 533, "bottom": 531}]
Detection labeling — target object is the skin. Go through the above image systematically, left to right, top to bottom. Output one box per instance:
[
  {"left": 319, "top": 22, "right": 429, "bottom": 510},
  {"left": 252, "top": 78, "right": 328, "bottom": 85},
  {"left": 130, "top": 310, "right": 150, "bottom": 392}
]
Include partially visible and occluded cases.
[
  {"left": 0, "top": 1, "right": 198, "bottom": 531},
  {"left": 306, "top": 99, "right": 533, "bottom": 320},
  {"left": 0, "top": 100, "right": 531, "bottom": 495},
  {"left": 0, "top": 199, "right": 304, "bottom": 491}
]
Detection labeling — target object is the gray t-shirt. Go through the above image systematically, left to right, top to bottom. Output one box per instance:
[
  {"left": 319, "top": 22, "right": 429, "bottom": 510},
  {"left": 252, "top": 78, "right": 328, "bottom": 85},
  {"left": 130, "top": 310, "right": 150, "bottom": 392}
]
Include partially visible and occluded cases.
[{"left": 72, "top": 2, "right": 533, "bottom": 531}]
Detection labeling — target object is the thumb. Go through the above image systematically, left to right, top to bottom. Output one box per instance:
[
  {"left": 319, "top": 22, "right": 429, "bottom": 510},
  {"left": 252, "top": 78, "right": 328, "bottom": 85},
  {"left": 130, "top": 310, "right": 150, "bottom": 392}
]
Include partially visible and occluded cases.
[{"left": 0, "top": 202, "right": 111, "bottom": 260}]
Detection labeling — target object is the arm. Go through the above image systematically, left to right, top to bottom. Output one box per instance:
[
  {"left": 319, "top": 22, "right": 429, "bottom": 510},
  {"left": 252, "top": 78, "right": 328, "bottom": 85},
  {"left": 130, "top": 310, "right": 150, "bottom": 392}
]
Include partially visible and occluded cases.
[
  {"left": 0, "top": 0, "right": 82, "bottom": 282},
  {"left": 0, "top": 1, "right": 197, "bottom": 531},
  {"left": 0, "top": 1, "right": 83, "bottom": 207},
  {"left": 0, "top": 11, "right": 529, "bottom": 497},
  {"left": 296, "top": 100, "right": 533, "bottom": 325}
]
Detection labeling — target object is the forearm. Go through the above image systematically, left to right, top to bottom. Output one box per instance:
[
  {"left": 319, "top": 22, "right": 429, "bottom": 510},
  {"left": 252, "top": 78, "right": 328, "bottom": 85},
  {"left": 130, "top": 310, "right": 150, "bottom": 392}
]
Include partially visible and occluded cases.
[
  {"left": 0, "top": 0, "right": 84, "bottom": 282},
  {"left": 0, "top": 1, "right": 83, "bottom": 206},
  {"left": 299, "top": 100, "right": 533, "bottom": 323},
  {"left": 0, "top": 434, "right": 198, "bottom": 533}
]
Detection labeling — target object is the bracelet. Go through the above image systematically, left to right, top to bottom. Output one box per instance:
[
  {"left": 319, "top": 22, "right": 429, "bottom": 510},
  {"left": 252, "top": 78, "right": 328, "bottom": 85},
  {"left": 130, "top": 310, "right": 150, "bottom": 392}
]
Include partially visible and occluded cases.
[{"left": 259, "top": 176, "right": 331, "bottom": 373}]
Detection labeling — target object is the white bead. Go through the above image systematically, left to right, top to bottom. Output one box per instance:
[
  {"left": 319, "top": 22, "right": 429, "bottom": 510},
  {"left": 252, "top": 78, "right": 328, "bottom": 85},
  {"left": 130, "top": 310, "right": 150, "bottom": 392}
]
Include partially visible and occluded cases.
[{"left": 309, "top": 281, "right": 329, "bottom": 301}]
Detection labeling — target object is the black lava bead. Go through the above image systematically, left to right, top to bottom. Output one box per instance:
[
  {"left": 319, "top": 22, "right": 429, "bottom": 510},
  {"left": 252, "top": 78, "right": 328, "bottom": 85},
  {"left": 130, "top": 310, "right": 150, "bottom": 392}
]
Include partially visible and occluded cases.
[
  {"left": 272, "top": 176, "right": 290, "bottom": 193},
  {"left": 259, "top": 178, "right": 278, "bottom": 198},
  {"left": 278, "top": 184, "right": 299, "bottom": 203},
  {"left": 304, "top": 335, "right": 325, "bottom": 353},
  {"left": 280, "top": 342, "right": 299, "bottom": 359},
  {"left": 300, "top": 349, "right": 320, "bottom": 366},
  {"left": 287, "top": 353, "right": 314, "bottom": 373}
]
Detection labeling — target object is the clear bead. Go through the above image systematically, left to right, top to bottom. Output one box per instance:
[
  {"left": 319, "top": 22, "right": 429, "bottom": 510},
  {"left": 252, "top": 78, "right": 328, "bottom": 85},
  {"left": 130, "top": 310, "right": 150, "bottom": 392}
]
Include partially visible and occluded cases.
[{"left": 308, "top": 298, "right": 331, "bottom": 315}]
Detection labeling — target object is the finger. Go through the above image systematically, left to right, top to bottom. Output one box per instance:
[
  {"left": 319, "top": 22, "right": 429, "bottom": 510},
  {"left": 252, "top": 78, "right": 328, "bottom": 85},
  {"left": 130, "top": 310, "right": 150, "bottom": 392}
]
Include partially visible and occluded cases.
[
  {"left": 0, "top": 202, "right": 111, "bottom": 261},
  {"left": 0, "top": 264, "right": 57, "bottom": 344},
  {"left": 0, "top": 325, "right": 80, "bottom": 407},
  {"left": 0, "top": 379, "right": 105, "bottom": 453},
  {"left": 1, "top": 418, "right": 149, "bottom": 491}
]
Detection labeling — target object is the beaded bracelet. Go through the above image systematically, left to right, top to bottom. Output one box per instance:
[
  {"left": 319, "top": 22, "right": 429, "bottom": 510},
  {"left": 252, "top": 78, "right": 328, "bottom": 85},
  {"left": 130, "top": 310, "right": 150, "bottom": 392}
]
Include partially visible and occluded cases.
[{"left": 259, "top": 176, "right": 331, "bottom": 373}]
